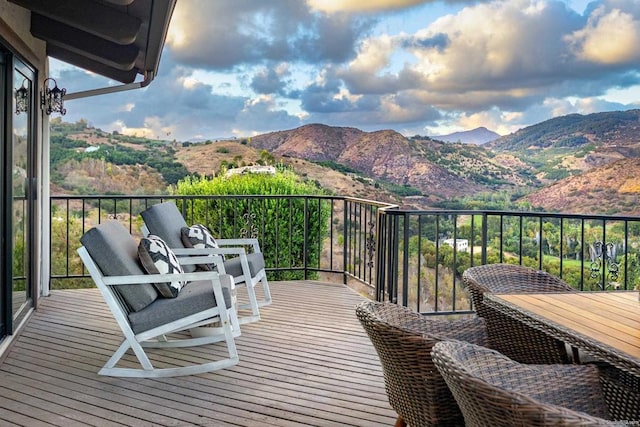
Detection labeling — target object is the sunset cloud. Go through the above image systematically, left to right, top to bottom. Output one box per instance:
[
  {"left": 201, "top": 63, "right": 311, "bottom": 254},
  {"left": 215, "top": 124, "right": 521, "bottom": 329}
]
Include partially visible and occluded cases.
[
  {"left": 56, "top": 0, "right": 640, "bottom": 140},
  {"left": 166, "top": 0, "right": 371, "bottom": 69},
  {"left": 307, "top": 0, "right": 435, "bottom": 13},
  {"left": 330, "top": 0, "right": 640, "bottom": 131},
  {"left": 344, "top": 1, "right": 583, "bottom": 96},
  {"left": 567, "top": 4, "right": 640, "bottom": 64},
  {"left": 117, "top": 116, "right": 175, "bottom": 140}
]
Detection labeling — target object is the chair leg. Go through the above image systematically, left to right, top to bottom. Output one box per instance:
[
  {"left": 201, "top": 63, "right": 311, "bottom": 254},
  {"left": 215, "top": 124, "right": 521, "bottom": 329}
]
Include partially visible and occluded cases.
[
  {"left": 235, "top": 268, "right": 273, "bottom": 323},
  {"left": 257, "top": 274, "right": 272, "bottom": 307},
  {"left": 236, "top": 279, "right": 261, "bottom": 324},
  {"left": 246, "top": 280, "right": 261, "bottom": 318},
  {"left": 228, "top": 306, "right": 241, "bottom": 335},
  {"left": 394, "top": 415, "right": 406, "bottom": 427}
]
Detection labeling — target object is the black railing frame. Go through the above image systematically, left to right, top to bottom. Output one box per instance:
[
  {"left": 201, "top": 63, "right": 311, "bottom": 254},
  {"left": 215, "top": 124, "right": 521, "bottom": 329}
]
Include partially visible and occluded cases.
[
  {"left": 50, "top": 195, "right": 640, "bottom": 315},
  {"left": 375, "top": 208, "right": 640, "bottom": 313}
]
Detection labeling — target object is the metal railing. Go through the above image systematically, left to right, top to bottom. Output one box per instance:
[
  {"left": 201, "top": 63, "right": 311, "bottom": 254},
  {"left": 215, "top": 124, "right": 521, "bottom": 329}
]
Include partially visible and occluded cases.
[
  {"left": 49, "top": 195, "right": 392, "bottom": 294},
  {"left": 50, "top": 195, "right": 640, "bottom": 314},
  {"left": 376, "top": 209, "right": 640, "bottom": 314}
]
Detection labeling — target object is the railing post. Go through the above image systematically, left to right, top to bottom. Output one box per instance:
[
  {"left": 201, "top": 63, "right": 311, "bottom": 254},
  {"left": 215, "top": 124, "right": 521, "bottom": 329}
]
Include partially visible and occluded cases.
[
  {"left": 303, "top": 197, "right": 309, "bottom": 280},
  {"left": 343, "top": 198, "right": 348, "bottom": 285},
  {"left": 375, "top": 209, "right": 384, "bottom": 300},
  {"left": 376, "top": 209, "right": 398, "bottom": 303},
  {"left": 389, "top": 212, "right": 397, "bottom": 302},
  {"left": 481, "top": 212, "right": 488, "bottom": 265},
  {"left": 390, "top": 213, "right": 400, "bottom": 304},
  {"left": 402, "top": 213, "right": 410, "bottom": 307},
  {"left": 452, "top": 214, "right": 458, "bottom": 312},
  {"left": 434, "top": 215, "right": 440, "bottom": 311},
  {"left": 538, "top": 217, "right": 543, "bottom": 270},
  {"left": 624, "top": 220, "right": 629, "bottom": 290}
]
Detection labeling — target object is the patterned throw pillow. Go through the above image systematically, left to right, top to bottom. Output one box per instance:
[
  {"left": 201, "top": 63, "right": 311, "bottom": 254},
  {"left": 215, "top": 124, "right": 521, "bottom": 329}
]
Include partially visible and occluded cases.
[
  {"left": 181, "top": 224, "right": 225, "bottom": 271},
  {"left": 138, "top": 235, "right": 186, "bottom": 298}
]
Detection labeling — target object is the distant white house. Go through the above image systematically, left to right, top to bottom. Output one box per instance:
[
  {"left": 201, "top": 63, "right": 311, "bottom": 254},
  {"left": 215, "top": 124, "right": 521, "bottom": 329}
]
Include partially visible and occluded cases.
[
  {"left": 226, "top": 165, "right": 276, "bottom": 177},
  {"left": 441, "top": 238, "right": 469, "bottom": 252}
]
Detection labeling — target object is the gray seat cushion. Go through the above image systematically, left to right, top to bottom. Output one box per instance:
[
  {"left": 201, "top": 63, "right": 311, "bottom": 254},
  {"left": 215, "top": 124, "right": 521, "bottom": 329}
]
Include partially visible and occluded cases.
[
  {"left": 141, "top": 202, "right": 196, "bottom": 273},
  {"left": 80, "top": 221, "right": 158, "bottom": 312},
  {"left": 223, "top": 252, "right": 265, "bottom": 278},
  {"left": 128, "top": 276, "right": 234, "bottom": 334}
]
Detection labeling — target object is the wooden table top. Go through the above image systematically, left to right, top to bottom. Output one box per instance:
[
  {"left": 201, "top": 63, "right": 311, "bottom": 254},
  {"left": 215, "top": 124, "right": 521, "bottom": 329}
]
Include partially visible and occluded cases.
[{"left": 484, "top": 291, "right": 640, "bottom": 376}]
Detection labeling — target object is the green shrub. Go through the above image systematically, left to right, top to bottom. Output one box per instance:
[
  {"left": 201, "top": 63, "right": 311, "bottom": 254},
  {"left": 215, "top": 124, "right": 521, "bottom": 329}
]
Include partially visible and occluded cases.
[{"left": 173, "top": 171, "right": 331, "bottom": 280}]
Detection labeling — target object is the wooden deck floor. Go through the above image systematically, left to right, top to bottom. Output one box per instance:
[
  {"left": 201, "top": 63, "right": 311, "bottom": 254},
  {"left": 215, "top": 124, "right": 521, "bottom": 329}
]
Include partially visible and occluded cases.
[{"left": 0, "top": 281, "right": 396, "bottom": 427}]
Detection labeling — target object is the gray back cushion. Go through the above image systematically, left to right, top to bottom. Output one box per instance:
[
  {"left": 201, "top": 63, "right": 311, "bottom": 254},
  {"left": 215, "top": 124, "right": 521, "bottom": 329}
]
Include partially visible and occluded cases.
[
  {"left": 141, "top": 202, "right": 195, "bottom": 272},
  {"left": 141, "top": 202, "right": 188, "bottom": 248},
  {"left": 80, "top": 220, "right": 158, "bottom": 312}
]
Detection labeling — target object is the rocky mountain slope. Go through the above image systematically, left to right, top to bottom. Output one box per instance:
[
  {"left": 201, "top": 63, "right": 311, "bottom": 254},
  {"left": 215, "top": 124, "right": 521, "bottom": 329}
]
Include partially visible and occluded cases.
[
  {"left": 249, "top": 124, "right": 534, "bottom": 201},
  {"left": 522, "top": 158, "right": 640, "bottom": 216}
]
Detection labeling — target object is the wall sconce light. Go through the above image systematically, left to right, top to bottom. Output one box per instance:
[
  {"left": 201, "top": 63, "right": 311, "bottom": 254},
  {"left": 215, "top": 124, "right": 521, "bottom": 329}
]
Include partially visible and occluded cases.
[
  {"left": 41, "top": 77, "right": 66, "bottom": 115},
  {"left": 15, "top": 79, "right": 29, "bottom": 114}
]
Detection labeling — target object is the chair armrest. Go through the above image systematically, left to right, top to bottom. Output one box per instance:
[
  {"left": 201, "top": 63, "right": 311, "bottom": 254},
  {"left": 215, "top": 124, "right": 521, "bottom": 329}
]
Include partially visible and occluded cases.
[
  {"left": 215, "top": 238, "right": 261, "bottom": 253},
  {"left": 172, "top": 247, "right": 247, "bottom": 256},
  {"left": 172, "top": 247, "right": 248, "bottom": 271},
  {"left": 173, "top": 253, "right": 221, "bottom": 261},
  {"left": 174, "top": 254, "right": 228, "bottom": 274},
  {"left": 176, "top": 254, "right": 223, "bottom": 266},
  {"left": 102, "top": 270, "right": 224, "bottom": 286},
  {"left": 470, "top": 352, "right": 607, "bottom": 417},
  {"left": 595, "top": 362, "right": 640, "bottom": 421}
]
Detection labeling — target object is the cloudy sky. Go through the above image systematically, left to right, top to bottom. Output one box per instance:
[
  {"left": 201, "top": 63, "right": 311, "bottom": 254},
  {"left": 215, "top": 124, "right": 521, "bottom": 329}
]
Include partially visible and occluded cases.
[{"left": 52, "top": 0, "right": 640, "bottom": 141}]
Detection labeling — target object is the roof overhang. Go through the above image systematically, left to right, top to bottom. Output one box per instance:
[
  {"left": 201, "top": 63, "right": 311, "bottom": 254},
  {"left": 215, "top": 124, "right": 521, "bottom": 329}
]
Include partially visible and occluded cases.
[{"left": 9, "top": 0, "right": 176, "bottom": 84}]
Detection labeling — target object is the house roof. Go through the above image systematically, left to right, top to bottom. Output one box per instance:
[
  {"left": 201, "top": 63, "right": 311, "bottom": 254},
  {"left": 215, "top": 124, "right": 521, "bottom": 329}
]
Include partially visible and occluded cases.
[{"left": 9, "top": 0, "right": 176, "bottom": 84}]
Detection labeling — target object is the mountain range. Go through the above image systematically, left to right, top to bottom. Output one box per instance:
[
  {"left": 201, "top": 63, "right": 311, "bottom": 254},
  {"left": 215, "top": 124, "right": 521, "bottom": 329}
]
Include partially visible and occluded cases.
[
  {"left": 49, "top": 109, "right": 640, "bottom": 215},
  {"left": 245, "top": 110, "right": 640, "bottom": 214},
  {"left": 247, "top": 124, "right": 531, "bottom": 201},
  {"left": 431, "top": 127, "right": 501, "bottom": 144}
]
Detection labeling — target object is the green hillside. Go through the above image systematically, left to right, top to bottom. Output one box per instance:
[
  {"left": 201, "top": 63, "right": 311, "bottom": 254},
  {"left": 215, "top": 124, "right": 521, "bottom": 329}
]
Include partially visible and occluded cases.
[
  {"left": 48, "top": 109, "right": 640, "bottom": 215},
  {"left": 484, "top": 109, "right": 640, "bottom": 184},
  {"left": 488, "top": 110, "right": 640, "bottom": 151},
  {"left": 50, "top": 119, "right": 188, "bottom": 194}
]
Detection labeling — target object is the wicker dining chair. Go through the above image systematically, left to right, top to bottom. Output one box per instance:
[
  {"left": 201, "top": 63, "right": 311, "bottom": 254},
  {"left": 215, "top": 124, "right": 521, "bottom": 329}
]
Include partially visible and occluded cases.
[
  {"left": 463, "top": 263, "right": 576, "bottom": 364},
  {"left": 355, "top": 301, "right": 488, "bottom": 427},
  {"left": 431, "top": 340, "right": 620, "bottom": 426},
  {"left": 597, "top": 362, "right": 640, "bottom": 422}
]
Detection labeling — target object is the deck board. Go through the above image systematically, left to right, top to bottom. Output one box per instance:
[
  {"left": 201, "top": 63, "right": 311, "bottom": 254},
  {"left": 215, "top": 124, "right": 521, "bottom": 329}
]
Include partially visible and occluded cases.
[{"left": 0, "top": 281, "right": 397, "bottom": 426}]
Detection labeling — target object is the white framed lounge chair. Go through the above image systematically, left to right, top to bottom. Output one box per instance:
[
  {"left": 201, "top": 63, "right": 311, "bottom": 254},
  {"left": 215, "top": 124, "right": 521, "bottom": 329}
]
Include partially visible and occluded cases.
[
  {"left": 141, "top": 201, "right": 272, "bottom": 324},
  {"left": 78, "top": 220, "right": 240, "bottom": 378}
]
